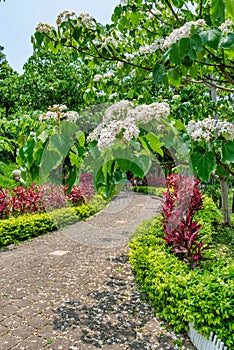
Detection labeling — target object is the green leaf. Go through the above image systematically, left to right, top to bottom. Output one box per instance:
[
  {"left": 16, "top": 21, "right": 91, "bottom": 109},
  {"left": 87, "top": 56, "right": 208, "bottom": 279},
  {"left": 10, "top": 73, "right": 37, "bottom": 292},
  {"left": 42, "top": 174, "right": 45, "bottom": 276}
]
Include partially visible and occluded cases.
[
  {"left": 211, "top": 0, "right": 225, "bottom": 23},
  {"left": 225, "top": 0, "right": 234, "bottom": 20},
  {"left": 73, "top": 27, "right": 82, "bottom": 42},
  {"left": 200, "top": 29, "right": 222, "bottom": 50},
  {"left": 34, "top": 32, "right": 45, "bottom": 46},
  {"left": 220, "top": 33, "right": 234, "bottom": 50},
  {"left": 190, "top": 34, "right": 203, "bottom": 51},
  {"left": 179, "top": 38, "right": 190, "bottom": 59},
  {"left": 169, "top": 43, "right": 181, "bottom": 65},
  {"left": 153, "top": 63, "right": 164, "bottom": 85},
  {"left": 168, "top": 67, "right": 181, "bottom": 86},
  {"left": 60, "top": 120, "right": 78, "bottom": 137},
  {"left": 38, "top": 130, "right": 49, "bottom": 143},
  {"left": 76, "top": 130, "right": 85, "bottom": 147},
  {"left": 145, "top": 132, "right": 164, "bottom": 156},
  {"left": 48, "top": 134, "right": 74, "bottom": 158},
  {"left": 23, "top": 138, "right": 36, "bottom": 167},
  {"left": 222, "top": 140, "right": 234, "bottom": 162},
  {"left": 40, "top": 149, "right": 62, "bottom": 182},
  {"left": 69, "top": 149, "right": 80, "bottom": 167},
  {"left": 190, "top": 150, "right": 216, "bottom": 181},
  {"left": 116, "top": 158, "right": 132, "bottom": 172},
  {"left": 130, "top": 162, "right": 144, "bottom": 178},
  {"left": 216, "top": 165, "right": 229, "bottom": 177},
  {"left": 65, "top": 167, "right": 78, "bottom": 193}
]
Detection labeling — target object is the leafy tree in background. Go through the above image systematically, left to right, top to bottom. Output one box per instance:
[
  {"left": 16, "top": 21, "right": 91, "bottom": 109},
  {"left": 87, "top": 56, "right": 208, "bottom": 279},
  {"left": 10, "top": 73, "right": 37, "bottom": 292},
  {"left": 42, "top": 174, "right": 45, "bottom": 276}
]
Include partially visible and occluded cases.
[
  {"left": 0, "top": 46, "right": 19, "bottom": 117},
  {"left": 18, "top": 49, "right": 89, "bottom": 111}
]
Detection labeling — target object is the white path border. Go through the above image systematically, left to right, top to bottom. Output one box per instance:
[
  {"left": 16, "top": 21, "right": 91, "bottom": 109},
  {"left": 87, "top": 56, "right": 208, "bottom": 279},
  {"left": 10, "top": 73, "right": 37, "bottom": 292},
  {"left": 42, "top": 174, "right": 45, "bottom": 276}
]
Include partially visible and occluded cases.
[{"left": 188, "top": 323, "right": 228, "bottom": 350}]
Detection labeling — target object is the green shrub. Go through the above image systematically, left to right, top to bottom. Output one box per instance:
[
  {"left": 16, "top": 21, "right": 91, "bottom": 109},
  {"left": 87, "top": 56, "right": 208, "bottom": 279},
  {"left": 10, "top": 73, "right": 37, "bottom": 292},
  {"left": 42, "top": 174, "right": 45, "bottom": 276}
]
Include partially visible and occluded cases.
[
  {"left": 0, "top": 161, "right": 19, "bottom": 189},
  {"left": 133, "top": 186, "right": 165, "bottom": 196},
  {"left": 0, "top": 196, "right": 107, "bottom": 247},
  {"left": 129, "top": 206, "right": 234, "bottom": 348},
  {"left": 0, "top": 213, "right": 55, "bottom": 246}
]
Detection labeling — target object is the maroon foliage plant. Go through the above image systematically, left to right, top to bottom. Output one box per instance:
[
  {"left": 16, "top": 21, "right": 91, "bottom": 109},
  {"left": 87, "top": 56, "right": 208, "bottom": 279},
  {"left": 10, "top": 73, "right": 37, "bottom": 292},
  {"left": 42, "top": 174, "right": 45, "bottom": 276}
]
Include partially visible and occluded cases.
[
  {"left": 0, "top": 174, "right": 95, "bottom": 219},
  {"left": 161, "top": 174, "right": 209, "bottom": 268}
]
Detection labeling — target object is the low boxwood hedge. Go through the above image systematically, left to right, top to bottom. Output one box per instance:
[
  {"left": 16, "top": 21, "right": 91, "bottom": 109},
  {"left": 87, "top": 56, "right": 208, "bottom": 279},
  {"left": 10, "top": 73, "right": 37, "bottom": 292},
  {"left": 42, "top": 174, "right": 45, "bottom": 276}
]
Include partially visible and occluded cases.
[
  {"left": 133, "top": 186, "right": 165, "bottom": 197},
  {"left": 0, "top": 195, "right": 106, "bottom": 247},
  {"left": 129, "top": 197, "right": 234, "bottom": 348}
]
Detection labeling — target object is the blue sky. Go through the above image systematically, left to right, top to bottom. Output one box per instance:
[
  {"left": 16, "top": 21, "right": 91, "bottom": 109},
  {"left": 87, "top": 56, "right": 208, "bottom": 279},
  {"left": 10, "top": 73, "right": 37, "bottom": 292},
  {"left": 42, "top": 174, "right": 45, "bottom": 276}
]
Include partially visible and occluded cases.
[{"left": 0, "top": 0, "right": 119, "bottom": 73}]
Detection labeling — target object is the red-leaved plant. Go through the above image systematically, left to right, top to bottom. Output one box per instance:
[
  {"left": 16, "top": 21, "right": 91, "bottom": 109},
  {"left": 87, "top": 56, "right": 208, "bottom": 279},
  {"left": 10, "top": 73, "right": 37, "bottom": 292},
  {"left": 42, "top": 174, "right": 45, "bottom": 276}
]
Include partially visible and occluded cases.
[
  {"left": 0, "top": 173, "right": 95, "bottom": 219},
  {"left": 161, "top": 174, "right": 210, "bottom": 268},
  {"left": 0, "top": 187, "right": 11, "bottom": 219}
]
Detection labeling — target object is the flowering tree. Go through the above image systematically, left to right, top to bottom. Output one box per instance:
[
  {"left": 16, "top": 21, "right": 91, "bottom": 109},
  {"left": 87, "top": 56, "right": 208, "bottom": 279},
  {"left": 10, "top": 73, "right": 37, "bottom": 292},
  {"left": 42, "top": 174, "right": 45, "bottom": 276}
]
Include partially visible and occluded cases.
[
  {"left": 30, "top": 2, "right": 234, "bottom": 224},
  {"left": 17, "top": 104, "right": 85, "bottom": 192}
]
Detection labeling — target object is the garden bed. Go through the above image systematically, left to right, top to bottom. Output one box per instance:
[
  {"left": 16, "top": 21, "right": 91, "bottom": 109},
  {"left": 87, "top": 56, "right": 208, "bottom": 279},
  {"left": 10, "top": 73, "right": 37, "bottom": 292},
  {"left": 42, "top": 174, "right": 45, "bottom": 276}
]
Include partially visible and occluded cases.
[{"left": 129, "top": 197, "right": 234, "bottom": 349}]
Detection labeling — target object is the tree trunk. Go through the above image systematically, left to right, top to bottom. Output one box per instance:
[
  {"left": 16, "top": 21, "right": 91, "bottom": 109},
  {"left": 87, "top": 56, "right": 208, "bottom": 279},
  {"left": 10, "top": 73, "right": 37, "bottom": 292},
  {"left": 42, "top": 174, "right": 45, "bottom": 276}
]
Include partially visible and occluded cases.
[
  {"left": 219, "top": 177, "right": 232, "bottom": 226},
  {"left": 232, "top": 192, "right": 234, "bottom": 213}
]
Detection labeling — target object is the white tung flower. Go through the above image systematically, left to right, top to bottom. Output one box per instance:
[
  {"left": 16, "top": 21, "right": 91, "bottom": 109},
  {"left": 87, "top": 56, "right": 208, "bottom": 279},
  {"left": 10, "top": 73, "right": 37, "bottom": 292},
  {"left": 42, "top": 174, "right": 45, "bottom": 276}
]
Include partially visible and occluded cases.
[
  {"left": 56, "top": 10, "right": 76, "bottom": 25},
  {"left": 79, "top": 13, "right": 95, "bottom": 28},
  {"left": 219, "top": 18, "right": 233, "bottom": 34},
  {"left": 162, "top": 19, "right": 206, "bottom": 50},
  {"left": 36, "top": 22, "right": 55, "bottom": 33},
  {"left": 103, "top": 72, "right": 114, "bottom": 79},
  {"left": 93, "top": 74, "right": 103, "bottom": 82},
  {"left": 63, "top": 111, "right": 79, "bottom": 122},
  {"left": 187, "top": 117, "right": 234, "bottom": 142}
]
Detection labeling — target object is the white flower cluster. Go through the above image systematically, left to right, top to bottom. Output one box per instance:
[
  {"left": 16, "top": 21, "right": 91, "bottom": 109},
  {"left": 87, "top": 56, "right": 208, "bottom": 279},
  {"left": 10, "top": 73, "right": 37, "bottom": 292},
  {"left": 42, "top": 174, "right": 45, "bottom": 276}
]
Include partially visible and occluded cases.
[
  {"left": 56, "top": 10, "right": 76, "bottom": 26},
  {"left": 79, "top": 13, "right": 95, "bottom": 28},
  {"left": 219, "top": 18, "right": 233, "bottom": 34},
  {"left": 162, "top": 19, "right": 206, "bottom": 50},
  {"left": 36, "top": 22, "right": 55, "bottom": 34},
  {"left": 102, "top": 36, "right": 118, "bottom": 48},
  {"left": 138, "top": 40, "right": 162, "bottom": 55},
  {"left": 117, "top": 61, "right": 124, "bottom": 69},
  {"left": 93, "top": 74, "right": 103, "bottom": 82},
  {"left": 87, "top": 100, "right": 170, "bottom": 151},
  {"left": 104, "top": 100, "right": 134, "bottom": 122},
  {"left": 128, "top": 102, "right": 170, "bottom": 123},
  {"left": 39, "top": 104, "right": 79, "bottom": 123},
  {"left": 50, "top": 104, "right": 68, "bottom": 112},
  {"left": 63, "top": 111, "right": 80, "bottom": 122},
  {"left": 87, "top": 118, "right": 140, "bottom": 151},
  {"left": 187, "top": 118, "right": 234, "bottom": 142}
]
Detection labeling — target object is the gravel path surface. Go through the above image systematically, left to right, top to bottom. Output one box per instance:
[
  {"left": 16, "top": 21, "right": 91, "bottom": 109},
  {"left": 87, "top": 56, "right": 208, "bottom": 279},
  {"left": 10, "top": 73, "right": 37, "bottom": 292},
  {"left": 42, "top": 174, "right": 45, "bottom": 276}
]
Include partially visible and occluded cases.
[{"left": 0, "top": 191, "right": 196, "bottom": 350}]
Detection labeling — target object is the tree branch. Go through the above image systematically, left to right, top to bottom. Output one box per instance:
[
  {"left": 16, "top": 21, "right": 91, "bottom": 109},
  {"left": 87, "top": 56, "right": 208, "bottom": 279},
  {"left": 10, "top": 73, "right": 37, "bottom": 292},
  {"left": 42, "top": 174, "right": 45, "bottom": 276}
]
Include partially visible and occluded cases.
[
  {"left": 164, "top": 0, "right": 181, "bottom": 23},
  {"left": 184, "top": 77, "right": 234, "bottom": 92}
]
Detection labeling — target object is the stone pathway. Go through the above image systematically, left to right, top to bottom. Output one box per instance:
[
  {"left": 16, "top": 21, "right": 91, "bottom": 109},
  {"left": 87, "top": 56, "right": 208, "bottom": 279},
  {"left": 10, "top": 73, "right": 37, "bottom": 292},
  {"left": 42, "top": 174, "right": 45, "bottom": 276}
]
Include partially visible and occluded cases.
[{"left": 0, "top": 192, "right": 196, "bottom": 350}]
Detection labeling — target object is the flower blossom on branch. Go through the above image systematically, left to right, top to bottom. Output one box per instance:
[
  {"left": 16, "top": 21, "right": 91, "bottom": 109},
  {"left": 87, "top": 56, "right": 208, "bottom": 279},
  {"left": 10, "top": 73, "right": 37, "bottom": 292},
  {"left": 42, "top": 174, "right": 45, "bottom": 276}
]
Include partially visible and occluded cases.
[
  {"left": 56, "top": 10, "right": 76, "bottom": 25},
  {"left": 79, "top": 13, "right": 96, "bottom": 28},
  {"left": 219, "top": 18, "right": 233, "bottom": 34},
  {"left": 162, "top": 19, "right": 206, "bottom": 50},
  {"left": 36, "top": 23, "right": 55, "bottom": 34},
  {"left": 87, "top": 100, "right": 170, "bottom": 151},
  {"left": 103, "top": 101, "right": 134, "bottom": 122},
  {"left": 127, "top": 102, "right": 170, "bottom": 123},
  {"left": 39, "top": 104, "right": 79, "bottom": 123},
  {"left": 87, "top": 118, "right": 140, "bottom": 151},
  {"left": 187, "top": 118, "right": 234, "bottom": 142}
]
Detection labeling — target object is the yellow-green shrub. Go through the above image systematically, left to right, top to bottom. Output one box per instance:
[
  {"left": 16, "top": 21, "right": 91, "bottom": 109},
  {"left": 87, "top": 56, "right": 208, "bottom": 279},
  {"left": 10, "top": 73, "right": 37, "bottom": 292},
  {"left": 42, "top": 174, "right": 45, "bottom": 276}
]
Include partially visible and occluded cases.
[
  {"left": 0, "top": 196, "right": 107, "bottom": 247},
  {"left": 129, "top": 209, "right": 234, "bottom": 348}
]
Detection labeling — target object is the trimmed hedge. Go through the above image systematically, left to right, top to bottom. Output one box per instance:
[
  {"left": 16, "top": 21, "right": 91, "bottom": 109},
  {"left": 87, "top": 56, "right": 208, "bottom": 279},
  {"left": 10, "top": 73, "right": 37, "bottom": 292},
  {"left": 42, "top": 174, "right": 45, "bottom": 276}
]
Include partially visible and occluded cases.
[
  {"left": 133, "top": 186, "right": 166, "bottom": 196},
  {"left": 0, "top": 195, "right": 106, "bottom": 247},
  {"left": 129, "top": 198, "right": 234, "bottom": 348}
]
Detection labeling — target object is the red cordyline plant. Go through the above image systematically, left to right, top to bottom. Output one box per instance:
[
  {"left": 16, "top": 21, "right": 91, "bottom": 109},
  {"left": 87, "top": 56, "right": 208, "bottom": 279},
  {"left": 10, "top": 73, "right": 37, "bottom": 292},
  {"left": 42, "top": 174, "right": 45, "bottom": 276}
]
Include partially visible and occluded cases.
[
  {"left": 0, "top": 174, "right": 95, "bottom": 219},
  {"left": 161, "top": 174, "right": 210, "bottom": 269},
  {"left": 0, "top": 187, "right": 11, "bottom": 219}
]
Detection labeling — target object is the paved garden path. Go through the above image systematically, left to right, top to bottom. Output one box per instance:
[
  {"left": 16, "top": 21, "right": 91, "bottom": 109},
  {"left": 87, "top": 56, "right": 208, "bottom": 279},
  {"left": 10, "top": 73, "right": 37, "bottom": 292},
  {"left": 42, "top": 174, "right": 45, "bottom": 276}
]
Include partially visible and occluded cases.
[{"left": 0, "top": 191, "right": 196, "bottom": 350}]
